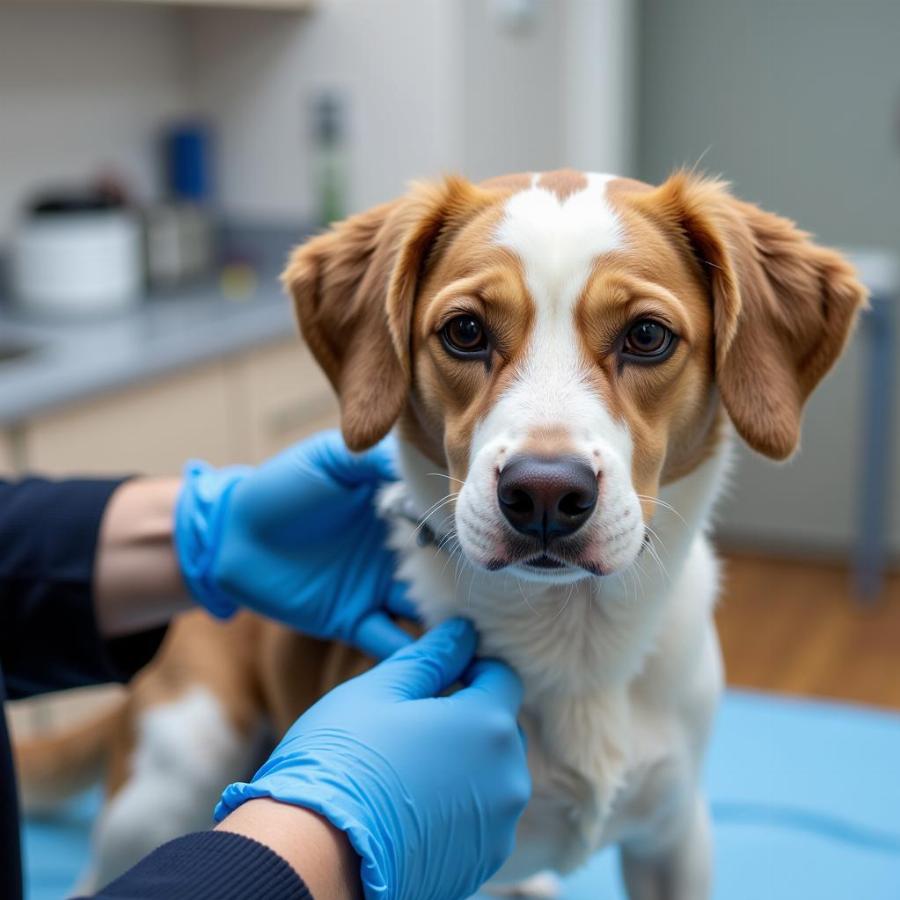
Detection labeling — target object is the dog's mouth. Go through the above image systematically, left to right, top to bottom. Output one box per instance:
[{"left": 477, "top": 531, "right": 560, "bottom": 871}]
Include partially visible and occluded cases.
[
  {"left": 480, "top": 527, "right": 650, "bottom": 579},
  {"left": 485, "top": 546, "right": 605, "bottom": 579},
  {"left": 525, "top": 554, "right": 566, "bottom": 570}
]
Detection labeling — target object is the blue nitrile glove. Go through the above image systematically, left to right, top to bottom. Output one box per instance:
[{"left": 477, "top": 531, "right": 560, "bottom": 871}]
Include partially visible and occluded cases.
[
  {"left": 175, "top": 429, "right": 416, "bottom": 659},
  {"left": 215, "top": 619, "right": 530, "bottom": 900}
]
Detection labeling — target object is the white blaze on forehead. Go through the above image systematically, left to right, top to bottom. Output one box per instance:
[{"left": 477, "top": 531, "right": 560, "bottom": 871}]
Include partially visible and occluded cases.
[
  {"left": 470, "top": 172, "right": 631, "bottom": 464},
  {"left": 494, "top": 172, "right": 623, "bottom": 315}
]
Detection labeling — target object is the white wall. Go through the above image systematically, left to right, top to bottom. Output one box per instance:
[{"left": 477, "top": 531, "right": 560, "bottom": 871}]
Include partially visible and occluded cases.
[
  {"left": 0, "top": 0, "right": 636, "bottom": 232},
  {"left": 184, "top": 0, "right": 461, "bottom": 223},
  {"left": 185, "top": 0, "right": 636, "bottom": 222},
  {"left": 564, "top": 0, "right": 635, "bottom": 176},
  {"left": 0, "top": 2, "right": 194, "bottom": 241}
]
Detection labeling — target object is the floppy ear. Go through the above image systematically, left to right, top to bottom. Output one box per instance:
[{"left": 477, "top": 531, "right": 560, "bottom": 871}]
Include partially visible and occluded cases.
[
  {"left": 637, "top": 172, "right": 868, "bottom": 460},
  {"left": 283, "top": 176, "right": 492, "bottom": 451}
]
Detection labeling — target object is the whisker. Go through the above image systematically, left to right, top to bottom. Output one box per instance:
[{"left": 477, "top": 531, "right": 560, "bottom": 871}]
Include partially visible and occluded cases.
[
  {"left": 427, "top": 472, "right": 465, "bottom": 487},
  {"left": 406, "top": 494, "right": 457, "bottom": 545},
  {"left": 635, "top": 494, "right": 687, "bottom": 526},
  {"left": 643, "top": 522, "right": 669, "bottom": 555},
  {"left": 640, "top": 536, "right": 669, "bottom": 585},
  {"left": 515, "top": 578, "right": 540, "bottom": 617},
  {"left": 548, "top": 579, "right": 577, "bottom": 623}
]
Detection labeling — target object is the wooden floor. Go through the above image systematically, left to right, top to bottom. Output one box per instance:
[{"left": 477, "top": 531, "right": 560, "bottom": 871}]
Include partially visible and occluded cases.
[{"left": 716, "top": 553, "right": 900, "bottom": 711}]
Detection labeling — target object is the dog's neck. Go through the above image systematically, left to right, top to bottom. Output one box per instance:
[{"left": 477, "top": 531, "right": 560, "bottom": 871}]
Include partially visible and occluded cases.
[{"left": 384, "top": 437, "right": 731, "bottom": 697}]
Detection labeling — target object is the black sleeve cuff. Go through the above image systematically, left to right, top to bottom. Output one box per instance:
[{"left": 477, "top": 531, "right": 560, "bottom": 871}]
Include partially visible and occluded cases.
[
  {"left": 0, "top": 477, "right": 167, "bottom": 699},
  {"left": 84, "top": 831, "right": 313, "bottom": 900}
]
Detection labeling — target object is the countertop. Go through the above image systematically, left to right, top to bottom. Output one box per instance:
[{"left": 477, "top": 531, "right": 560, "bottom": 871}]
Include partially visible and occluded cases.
[{"left": 0, "top": 277, "right": 296, "bottom": 427}]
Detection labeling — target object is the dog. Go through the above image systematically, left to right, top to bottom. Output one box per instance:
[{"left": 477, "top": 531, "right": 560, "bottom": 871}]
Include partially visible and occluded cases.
[{"left": 17, "top": 169, "right": 866, "bottom": 898}]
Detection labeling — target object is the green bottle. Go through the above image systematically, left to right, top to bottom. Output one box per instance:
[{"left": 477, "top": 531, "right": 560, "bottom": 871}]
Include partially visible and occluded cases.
[{"left": 312, "top": 93, "right": 347, "bottom": 228}]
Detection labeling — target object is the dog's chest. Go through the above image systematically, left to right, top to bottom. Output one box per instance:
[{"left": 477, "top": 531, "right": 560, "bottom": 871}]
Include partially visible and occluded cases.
[{"left": 504, "top": 681, "right": 684, "bottom": 879}]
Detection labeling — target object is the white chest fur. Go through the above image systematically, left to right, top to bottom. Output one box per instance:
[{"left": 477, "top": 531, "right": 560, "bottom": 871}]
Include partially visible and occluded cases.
[{"left": 381, "top": 441, "right": 728, "bottom": 881}]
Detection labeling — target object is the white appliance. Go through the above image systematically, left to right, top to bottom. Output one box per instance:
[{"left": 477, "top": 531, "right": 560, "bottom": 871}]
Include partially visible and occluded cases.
[{"left": 12, "top": 209, "right": 142, "bottom": 317}]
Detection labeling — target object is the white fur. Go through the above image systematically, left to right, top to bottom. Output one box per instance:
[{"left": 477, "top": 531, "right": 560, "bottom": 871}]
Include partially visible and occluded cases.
[
  {"left": 456, "top": 172, "right": 644, "bottom": 583},
  {"left": 386, "top": 175, "right": 727, "bottom": 898},
  {"left": 79, "top": 687, "right": 257, "bottom": 894}
]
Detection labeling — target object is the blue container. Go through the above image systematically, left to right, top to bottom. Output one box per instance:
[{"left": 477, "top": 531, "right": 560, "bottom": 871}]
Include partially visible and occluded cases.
[{"left": 165, "top": 125, "right": 213, "bottom": 203}]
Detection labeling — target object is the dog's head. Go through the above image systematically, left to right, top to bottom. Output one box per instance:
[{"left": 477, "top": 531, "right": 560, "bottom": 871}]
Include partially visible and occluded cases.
[{"left": 285, "top": 170, "right": 866, "bottom": 583}]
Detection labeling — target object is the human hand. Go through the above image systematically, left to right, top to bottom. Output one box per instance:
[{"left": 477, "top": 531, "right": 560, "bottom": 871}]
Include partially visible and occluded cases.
[
  {"left": 174, "top": 429, "right": 415, "bottom": 658},
  {"left": 215, "top": 619, "right": 531, "bottom": 900}
]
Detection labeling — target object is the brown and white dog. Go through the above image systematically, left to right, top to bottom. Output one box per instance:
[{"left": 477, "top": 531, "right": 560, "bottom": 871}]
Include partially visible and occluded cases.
[{"left": 19, "top": 170, "right": 865, "bottom": 898}]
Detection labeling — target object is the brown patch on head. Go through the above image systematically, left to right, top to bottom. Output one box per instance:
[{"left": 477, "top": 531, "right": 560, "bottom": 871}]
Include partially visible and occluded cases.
[
  {"left": 537, "top": 169, "right": 589, "bottom": 201},
  {"left": 571, "top": 169, "right": 865, "bottom": 514},
  {"left": 284, "top": 171, "right": 540, "bottom": 479},
  {"left": 626, "top": 171, "right": 868, "bottom": 460},
  {"left": 479, "top": 172, "right": 533, "bottom": 193},
  {"left": 283, "top": 176, "right": 499, "bottom": 451},
  {"left": 573, "top": 190, "right": 721, "bottom": 503},
  {"left": 404, "top": 209, "right": 536, "bottom": 482}
]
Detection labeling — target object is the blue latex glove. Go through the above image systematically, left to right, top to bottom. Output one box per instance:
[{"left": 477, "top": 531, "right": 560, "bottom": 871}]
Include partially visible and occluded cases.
[
  {"left": 175, "top": 429, "right": 416, "bottom": 659},
  {"left": 215, "top": 619, "right": 530, "bottom": 900}
]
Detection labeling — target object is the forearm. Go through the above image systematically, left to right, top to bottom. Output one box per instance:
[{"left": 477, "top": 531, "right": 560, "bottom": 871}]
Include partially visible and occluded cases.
[
  {"left": 0, "top": 477, "right": 169, "bottom": 696},
  {"left": 94, "top": 478, "right": 193, "bottom": 637},
  {"left": 217, "top": 799, "right": 362, "bottom": 900}
]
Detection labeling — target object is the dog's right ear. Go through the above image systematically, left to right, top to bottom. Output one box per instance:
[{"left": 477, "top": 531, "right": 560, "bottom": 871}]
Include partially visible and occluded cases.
[{"left": 283, "top": 177, "right": 491, "bottom": 451}]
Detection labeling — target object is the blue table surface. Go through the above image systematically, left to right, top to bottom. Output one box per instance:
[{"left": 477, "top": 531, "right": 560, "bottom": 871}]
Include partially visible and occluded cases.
[{"left": 22, "top": 690, "right": 900, "bottom": 899}]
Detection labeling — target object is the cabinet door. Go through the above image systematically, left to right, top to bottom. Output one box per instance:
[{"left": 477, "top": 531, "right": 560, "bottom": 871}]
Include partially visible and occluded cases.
[
  {"left": 231, "top": 338, "right": 339, "bottom": 463},
  {"left": 24, "top": 363, "right": 234, "bottom": 476}
]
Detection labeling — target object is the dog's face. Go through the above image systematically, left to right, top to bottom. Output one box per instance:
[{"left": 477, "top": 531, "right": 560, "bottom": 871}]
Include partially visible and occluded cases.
[{"left": 287, "top": 170, "right": 865, "bottom": 583}]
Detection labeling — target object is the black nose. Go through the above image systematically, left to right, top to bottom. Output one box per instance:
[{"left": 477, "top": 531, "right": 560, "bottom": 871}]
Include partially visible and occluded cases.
[{"left": 497, "top": 455, "right": 598, "bottom": 541}]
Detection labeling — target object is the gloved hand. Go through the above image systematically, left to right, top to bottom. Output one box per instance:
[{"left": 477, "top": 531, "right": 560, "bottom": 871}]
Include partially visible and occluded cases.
[
  {"left": 175, "top": 429, "right": 416, "bottom": 659},
  {"left": 215, "top": 619, "right": 531, "bottom": 900}
]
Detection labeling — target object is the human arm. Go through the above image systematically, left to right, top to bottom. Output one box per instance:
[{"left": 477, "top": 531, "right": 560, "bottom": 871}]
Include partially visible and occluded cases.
[
  {"left": 1, "top": 430, "right": 414, "bottom": 698},
  {"left": 96, "top": 430, "right": 416, "bottom": 652},
  {"left": 0, "top": 477, "right": 170, "bottom": 698},
  {"left": 214, "top": 619, "right": 531, "bottom": 900},
  {"left": 217, "top": 801, "right": 360, "bottom": 900}
]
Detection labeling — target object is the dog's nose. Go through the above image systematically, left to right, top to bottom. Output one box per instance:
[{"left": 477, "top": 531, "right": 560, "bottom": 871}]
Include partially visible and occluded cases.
[{"left": 497, "top": 455, "right": 598, "bottom": 541}]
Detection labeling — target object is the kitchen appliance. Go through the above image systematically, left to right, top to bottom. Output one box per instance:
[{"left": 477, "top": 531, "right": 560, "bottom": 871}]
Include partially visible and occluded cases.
[{"left": 11, "top": 191, "right": 142, "bottom": 317}]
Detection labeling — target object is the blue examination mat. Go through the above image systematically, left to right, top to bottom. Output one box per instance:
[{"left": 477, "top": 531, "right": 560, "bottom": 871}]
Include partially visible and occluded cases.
[{"left": 22, "top": 690, "right": 900, "bottom": 899}]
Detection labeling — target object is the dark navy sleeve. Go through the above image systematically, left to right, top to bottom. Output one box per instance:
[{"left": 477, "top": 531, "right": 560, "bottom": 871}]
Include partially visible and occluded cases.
[
  {"left": 0, "top": 477, "right": 168, "bottom": 700},
  {"left": 85, "top": 831, "right": 314, "bottom": 900}
]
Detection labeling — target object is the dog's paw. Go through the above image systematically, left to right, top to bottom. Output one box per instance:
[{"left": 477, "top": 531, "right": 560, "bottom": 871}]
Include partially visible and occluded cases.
[{"left": 485, "top": 872, "right": 562, "bottom": 899}]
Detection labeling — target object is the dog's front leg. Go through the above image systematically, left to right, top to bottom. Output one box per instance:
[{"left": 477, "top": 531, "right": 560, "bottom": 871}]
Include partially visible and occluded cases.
[{"left": 619, "top": 789, "right": 711, "bottom": 900}]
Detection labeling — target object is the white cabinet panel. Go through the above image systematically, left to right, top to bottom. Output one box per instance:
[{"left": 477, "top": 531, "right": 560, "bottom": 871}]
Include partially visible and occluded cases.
[{"left": 24, "top": 363, "right": 234, "bottom": 476}]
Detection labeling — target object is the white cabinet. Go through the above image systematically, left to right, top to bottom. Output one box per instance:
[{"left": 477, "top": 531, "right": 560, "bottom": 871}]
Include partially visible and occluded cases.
[
  {"left": 19, "top": 338, "right": 338, "bottom": 476},
  {"left": 23, "top": 362, "right": 235, "bottom": 476}
]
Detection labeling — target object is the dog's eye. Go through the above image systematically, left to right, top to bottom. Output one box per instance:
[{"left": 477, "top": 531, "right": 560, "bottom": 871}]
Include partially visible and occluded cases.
[
  {"left": 441, "top": 315, "right": 489, "bottom": 357},
  {"left": 622, "top": 319, "right": 676, "bottom": 362}
]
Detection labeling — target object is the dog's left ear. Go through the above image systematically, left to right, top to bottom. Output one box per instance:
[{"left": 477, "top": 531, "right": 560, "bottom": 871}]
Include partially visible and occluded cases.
[
  {"left": 636, "top": 172, "right": 868, "bottom": 460},
  {"left": 283, "top": 176, "right": 492, "bottom": 451}
]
